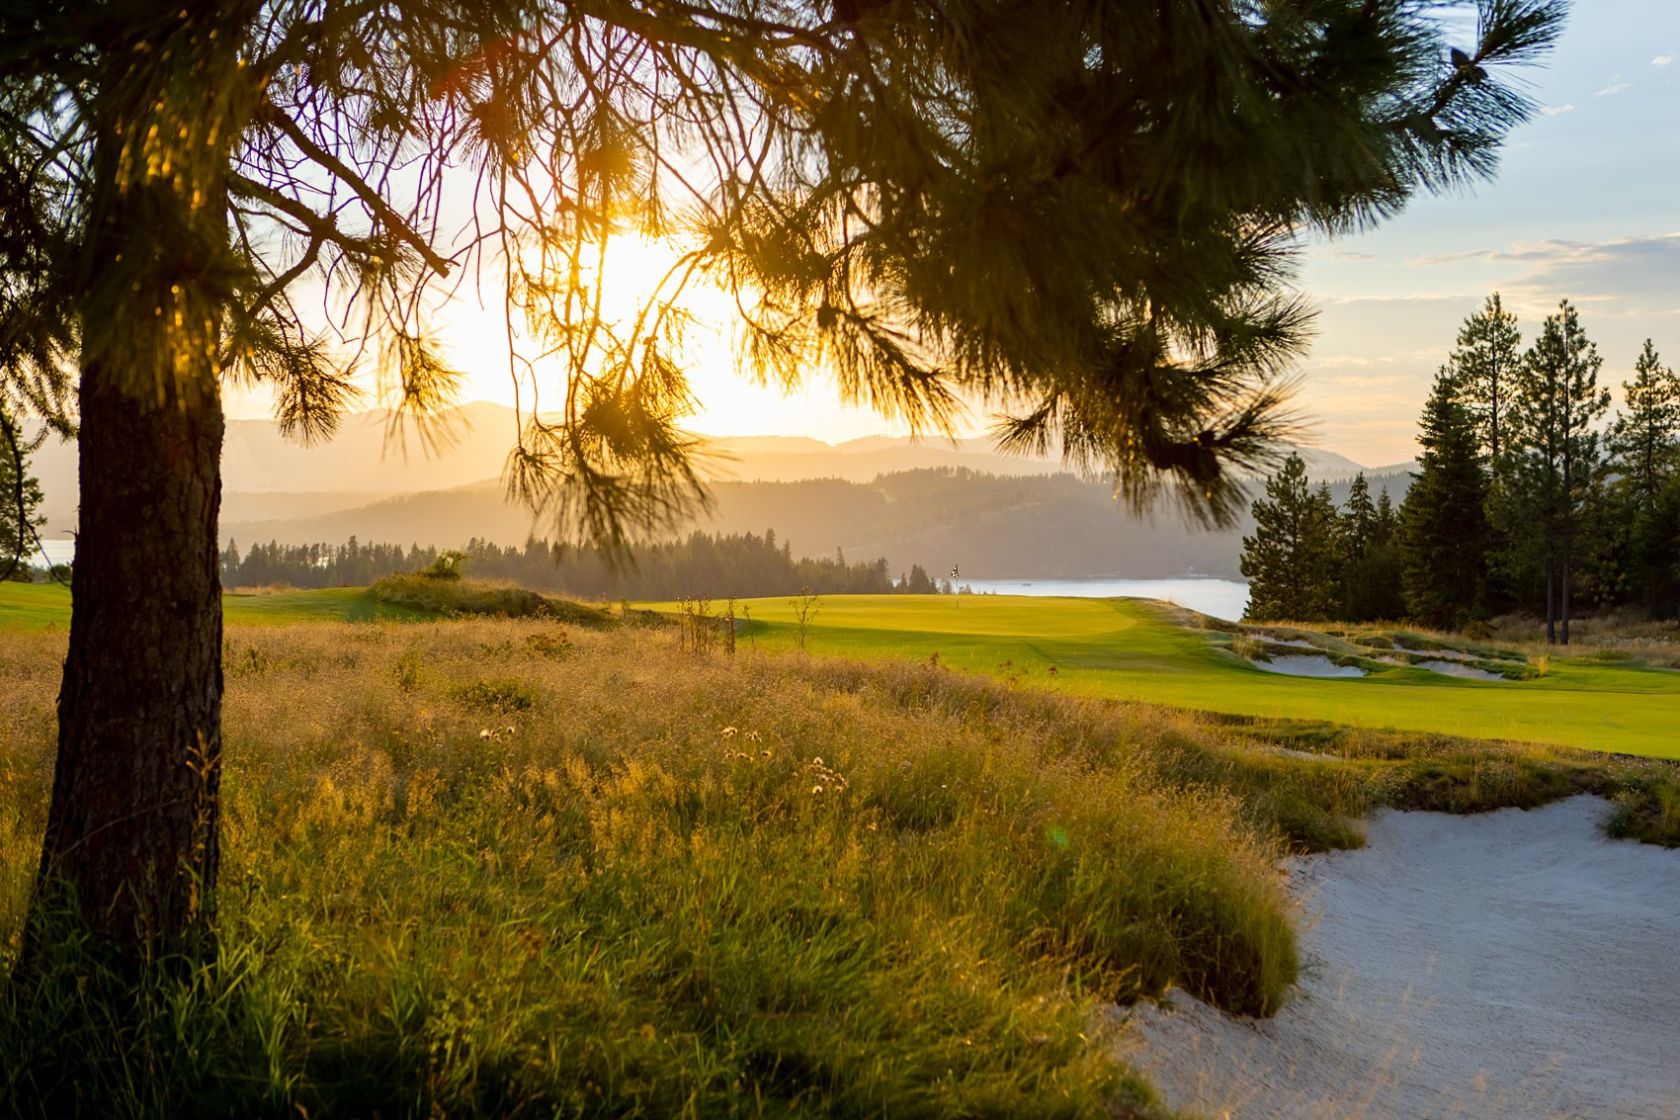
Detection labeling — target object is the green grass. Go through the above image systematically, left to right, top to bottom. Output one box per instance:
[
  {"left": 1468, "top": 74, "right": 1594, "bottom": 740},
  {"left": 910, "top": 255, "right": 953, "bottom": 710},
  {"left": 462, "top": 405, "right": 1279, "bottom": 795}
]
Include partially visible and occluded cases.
[
  {"left": 0, "top": 578, "right": 617, "bottom": 631},
  {"left": 0, "top": 582, "right": 427, "bottom": 628},
  {"left": 13, "top": 582, "right": 1678, "bottom": 757},
  {"left": 691, "top": 594, "right": 1680, "bottom": 759}
]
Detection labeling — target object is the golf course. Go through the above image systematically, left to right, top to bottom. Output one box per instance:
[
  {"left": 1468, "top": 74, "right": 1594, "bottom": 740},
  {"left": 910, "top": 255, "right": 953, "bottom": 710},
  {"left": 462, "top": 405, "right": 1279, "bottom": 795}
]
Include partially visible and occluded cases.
[
  {"left": 8, "top": 581, "right": 1673, "bottom": 759},
  {"left": 698, "top": 594, "right": 1680, "bottom": 759}
]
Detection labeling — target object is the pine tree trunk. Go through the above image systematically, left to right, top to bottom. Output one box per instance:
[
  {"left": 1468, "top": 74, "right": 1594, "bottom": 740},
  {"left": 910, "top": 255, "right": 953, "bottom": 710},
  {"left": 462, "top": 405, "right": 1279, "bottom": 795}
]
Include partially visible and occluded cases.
[
  {"left": 23, "top": 66, "right": 230, "bottom": 972},
  {"left": 29, "top": 372, "right": 225, "bottom": 967},
  {"left": 1560, "top": 551, "right": 1571, "bottom": 646},
  {"left": 1544, "top": 561, "right": 1556, "bottom": 645}
]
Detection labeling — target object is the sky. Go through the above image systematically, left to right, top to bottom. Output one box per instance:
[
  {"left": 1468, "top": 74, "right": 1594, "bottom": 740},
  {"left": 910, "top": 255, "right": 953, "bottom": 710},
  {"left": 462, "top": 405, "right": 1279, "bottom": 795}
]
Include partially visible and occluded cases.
[
  {"left": 1288, "top": 0, "right": 1680, "bottom": 465},
  {"left": 229, "top": 2, "right": 1680, "bottom": 470}
]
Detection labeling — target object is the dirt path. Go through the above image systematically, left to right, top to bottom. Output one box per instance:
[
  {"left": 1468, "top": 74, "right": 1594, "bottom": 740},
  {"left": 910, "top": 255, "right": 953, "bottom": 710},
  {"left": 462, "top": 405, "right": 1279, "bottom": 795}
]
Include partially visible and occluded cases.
[{"left": 1118, "top": 797, "right": 1680, "bottom": 1119}]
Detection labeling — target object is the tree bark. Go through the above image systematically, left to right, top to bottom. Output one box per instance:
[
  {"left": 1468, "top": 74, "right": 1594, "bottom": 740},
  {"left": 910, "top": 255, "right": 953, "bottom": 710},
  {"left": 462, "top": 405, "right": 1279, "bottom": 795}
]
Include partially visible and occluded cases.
[
  {"left": 23, "top": 52, "right": 231, "bottom": 971},
  {"left": 29, "top": 372, "right": 225, "bottom": 967},
  {"left": 1560, "top": 551, "right": 1571, "bottom": 646},
  {"left": 1544, "top": 560, "right": 1556, "bottom": 645}
]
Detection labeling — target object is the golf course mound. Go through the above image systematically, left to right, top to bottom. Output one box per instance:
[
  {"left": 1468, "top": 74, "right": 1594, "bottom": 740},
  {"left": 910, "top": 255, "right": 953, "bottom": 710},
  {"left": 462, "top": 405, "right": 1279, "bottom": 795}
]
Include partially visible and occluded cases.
[{"left": 1118, "top": 796, "right": 1680, "bottom": 1118}]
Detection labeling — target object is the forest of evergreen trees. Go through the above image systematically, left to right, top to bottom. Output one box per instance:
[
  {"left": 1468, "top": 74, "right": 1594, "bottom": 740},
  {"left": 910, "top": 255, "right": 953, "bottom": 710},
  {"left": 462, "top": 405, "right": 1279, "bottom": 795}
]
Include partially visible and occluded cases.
[
  {"left": 1243, "top": 295, "right": 1680, "bottom": 642},
  {"left": 221, "top": 530, "right": 952, "bottom": 600}
]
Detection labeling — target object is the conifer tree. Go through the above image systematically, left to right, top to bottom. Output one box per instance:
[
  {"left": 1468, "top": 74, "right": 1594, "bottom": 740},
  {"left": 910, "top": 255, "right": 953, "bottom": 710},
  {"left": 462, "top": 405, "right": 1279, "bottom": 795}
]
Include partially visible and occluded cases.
[
  {"left": 0, "top": 0, "right": 1570, "bottom": 967},
  {"left": 1450, "top": 293, "right": 1524, "bottom": 464},
  {"left": 1450, "top": 293, "right": 1524, "bottom": 610},
  {"left": 1508, "top": 300, "right": 1611, "bottom": 644},
  {"left": 1608, "top": 340, "right": 1680, "bottom": 609},
  {"left": 1609, "top": 341, "right": 1680, "bottom": 513},
  {"left": 1400, "top": 367, "right": 1489, "bottom": 628},
  {"left": 0, "top": 404, "right": 46, "bottom": 580},
  {"left": 1241, "top": 453, "right": 1339, "bottom": 621},
  {"left": 1339, "top": 473, "right": 1403, "bottom": 621},
  {"left": 1342, "top": 474, "right": 1377, "bottom": 560},
  {"left": 1367, "top": 488, "right": 1409, "bottom": 620},
  {"left": 1375, "top": 488, "right": 1399, "bottom": 543}
]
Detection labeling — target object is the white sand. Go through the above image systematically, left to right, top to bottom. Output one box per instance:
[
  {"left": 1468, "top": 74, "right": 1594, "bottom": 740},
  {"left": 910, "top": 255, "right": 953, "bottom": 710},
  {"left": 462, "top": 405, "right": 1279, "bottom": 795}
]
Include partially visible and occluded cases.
[
  {"left": 1259, "top": 636, "right": 1323, "bottom": 650},
  {"left": 1249, "top": 654, "right": 1367, "bottom": 679},
  {"left": 1415, "top": 658, "right": 1508, "bottom": 682},
  {"left": 1118, "top": 797, "right": 1680, "bottom": 1119}
]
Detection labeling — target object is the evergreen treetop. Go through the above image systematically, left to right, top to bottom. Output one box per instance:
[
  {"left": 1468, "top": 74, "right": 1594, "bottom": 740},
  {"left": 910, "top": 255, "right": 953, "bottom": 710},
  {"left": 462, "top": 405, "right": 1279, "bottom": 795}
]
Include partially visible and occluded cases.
[
  {"left": 1449, "top": 293, "right": 1524, "bottom": 464},
  {"left": 1609, "top": 340, "right": 1680, "bottom": 513},
  {"left": 1399, "top": 366, "right": 1489, "bottom": 628},
  {"left": 1241, "top": 452, "right": 1339, "bottom": 622}
]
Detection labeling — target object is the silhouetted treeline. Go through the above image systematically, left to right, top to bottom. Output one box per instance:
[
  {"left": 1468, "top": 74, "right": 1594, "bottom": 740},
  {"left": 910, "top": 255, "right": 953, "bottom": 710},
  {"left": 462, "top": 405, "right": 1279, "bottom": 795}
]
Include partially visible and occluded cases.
[{"left": 221, "top": 530, "right": 951, "bottom": 599}]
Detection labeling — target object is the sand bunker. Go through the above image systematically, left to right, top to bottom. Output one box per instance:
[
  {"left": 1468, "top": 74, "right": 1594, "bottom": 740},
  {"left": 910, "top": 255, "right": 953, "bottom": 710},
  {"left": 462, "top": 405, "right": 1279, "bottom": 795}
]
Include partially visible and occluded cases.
[
  {"left": 1259, "top": 636, "right": 1322, "bottom": 650},
  {"left": 1248, "top": 654, "right": 1366, "bottom": 679},
  {"left": 1414, "top": 658, "right": 1508, "bottom": 682},
  {"left": 1119, "top": 797, "right": 1680, "bottom": 1119}
]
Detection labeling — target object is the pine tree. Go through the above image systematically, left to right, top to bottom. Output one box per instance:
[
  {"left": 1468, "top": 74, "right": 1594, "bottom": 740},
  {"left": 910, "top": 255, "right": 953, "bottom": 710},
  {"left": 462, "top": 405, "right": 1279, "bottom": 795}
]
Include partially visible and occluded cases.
[
  {"left": 0, "top": 1, "right": 1570, "bottom": 967},
  {"left": 1450, "top": 293, "right": 1524, "bottom": 611},
  {"left": 1450, "top": 294, "right": 1524, "bottom": 464},
  {"left": 1508, "top": 300, "right": 1612, "bottom": 644},
  {"left": 1608, "top": 341, "right": 1680, "bottom": 609},
  {"left": 1609, "top": 341, "right": 1680, "bottom": 513},
  {"left": 1400, "top": 368, "right": 1489, "bottom": 629},
  {"left": 0, "top": 404, "right": 45, "bottom": 580},
  {"left": 1241, "top": 454, "right": 1339, "bottom": 622},
  {"left": 1339, "top": 473, "right": 1403, "bottom": 621},
  {"left": 1342, "top": 475, "right": 1377, "bottom": 560},
  {"left": 1368, "top": 489, "right": 1409, "bottom": 620}
]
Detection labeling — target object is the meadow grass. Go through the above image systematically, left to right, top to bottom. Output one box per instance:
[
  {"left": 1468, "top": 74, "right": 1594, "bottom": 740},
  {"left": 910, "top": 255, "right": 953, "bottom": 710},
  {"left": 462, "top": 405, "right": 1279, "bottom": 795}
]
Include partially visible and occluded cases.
[
  {"left": 368, "top": 573, "right": 617, "bottom": 625},
  {"left": 3, "top": 601, "right": 1677, "bottom": 1117},
  {"left": 4, "top": 619, "right": 1300, "bottom": 1118}
]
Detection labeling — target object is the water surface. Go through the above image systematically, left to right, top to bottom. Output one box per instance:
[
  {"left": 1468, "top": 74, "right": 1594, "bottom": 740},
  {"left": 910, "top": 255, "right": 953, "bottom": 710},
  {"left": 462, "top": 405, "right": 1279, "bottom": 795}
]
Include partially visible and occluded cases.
[{"left": 962, "top": 577, "right": 1249, "bottom": 621}]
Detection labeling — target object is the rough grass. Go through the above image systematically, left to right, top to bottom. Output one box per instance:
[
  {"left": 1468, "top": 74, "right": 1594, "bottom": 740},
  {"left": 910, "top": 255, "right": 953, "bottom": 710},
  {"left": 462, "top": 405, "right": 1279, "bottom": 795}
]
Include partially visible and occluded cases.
[
  {"left": 368, "top": 574, "right": 615, "bottom": 625},
  {"left": 4, "top": 617, "right": 1675, "bottom": 1117},
  {"left": 3, "top": 621, "right": 1280, "bottom": 1118}
]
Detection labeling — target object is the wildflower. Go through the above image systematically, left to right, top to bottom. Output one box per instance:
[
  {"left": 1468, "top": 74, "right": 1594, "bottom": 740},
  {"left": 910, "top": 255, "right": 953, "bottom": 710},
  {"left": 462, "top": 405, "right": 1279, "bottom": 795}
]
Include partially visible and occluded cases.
[
  {"left": 721, "top": 726, "right": 738, "bottom": 739},
  {"left": 478, "top": 728, "right": 492, "bottom": 740},
  {"left": 746, "top": 730, "right": 762, "bottom": 743},
  {"left": 812, "top": 785, "right": 824, "bottom": 795}
]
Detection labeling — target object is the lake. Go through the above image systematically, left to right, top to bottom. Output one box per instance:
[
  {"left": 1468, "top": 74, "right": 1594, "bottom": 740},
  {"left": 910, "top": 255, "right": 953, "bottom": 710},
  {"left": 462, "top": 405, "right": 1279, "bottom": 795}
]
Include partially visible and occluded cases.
[
  {"left": 32, "top": 539, "right": 75, "bottom": 568},
  {"left": 18, "top": 541, "right": 1252, "bottom": 620},
  {"left": 962, "top": 577, "right": 1250, "bottom": 621}
]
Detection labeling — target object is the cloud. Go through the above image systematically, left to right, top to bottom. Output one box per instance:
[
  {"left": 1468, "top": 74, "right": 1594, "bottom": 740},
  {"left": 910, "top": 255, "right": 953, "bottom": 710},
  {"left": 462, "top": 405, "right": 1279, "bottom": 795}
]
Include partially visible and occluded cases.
[
  {"left": 1654, "top": 54, "right": 1675, "bottom": 68},
  {"left": 1597, "top": 80, "right": 1629, "bottom": 96},
  {"left": 1540, "top": 104, "right": 1576, "bottom": 117},
  {"left": 1492, "top": 234, "right": 1680, "bottom": 311},
  {"left": 1299, "top": 238, "right": 1680, "bottom": 462}
]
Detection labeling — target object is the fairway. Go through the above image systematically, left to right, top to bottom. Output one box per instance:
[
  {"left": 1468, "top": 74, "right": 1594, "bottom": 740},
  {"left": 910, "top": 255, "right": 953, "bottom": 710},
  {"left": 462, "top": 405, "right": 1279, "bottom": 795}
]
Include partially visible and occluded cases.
[
  {"left": 0, "top": 583, "right": 426, "bottom": 630},
  {"left": 7, "top": 583, "right": 1677, "bottom": 758},
  {"left": 701, "top": 594, "right": 1680, "bottom": 759}
]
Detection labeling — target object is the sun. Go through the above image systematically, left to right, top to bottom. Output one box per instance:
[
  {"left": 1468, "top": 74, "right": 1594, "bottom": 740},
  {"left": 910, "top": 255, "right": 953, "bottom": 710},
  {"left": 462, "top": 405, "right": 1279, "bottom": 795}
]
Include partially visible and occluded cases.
[{"left": 434, "top": 231, "right": 934, "bottom": 443}]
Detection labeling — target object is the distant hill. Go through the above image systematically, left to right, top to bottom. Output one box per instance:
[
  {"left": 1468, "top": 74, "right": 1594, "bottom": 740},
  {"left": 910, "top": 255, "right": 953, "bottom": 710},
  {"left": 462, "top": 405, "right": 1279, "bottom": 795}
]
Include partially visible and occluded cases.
[
  {"left": 29, "top": 401, "right": 1406, "bottom": 576},
  {"left": 222, "top": 466, "right": 1413, "bottom": 580}
]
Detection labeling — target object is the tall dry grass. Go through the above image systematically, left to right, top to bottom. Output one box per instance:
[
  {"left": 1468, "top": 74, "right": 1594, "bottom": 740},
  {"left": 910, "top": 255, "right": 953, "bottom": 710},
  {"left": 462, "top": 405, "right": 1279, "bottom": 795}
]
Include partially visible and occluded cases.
[
  {"left": 3, "top": 616, "right": 1675, "bottom": 1117},
  {"left": 1, "top": 620, "right": 1299, "bottom": 1117}
]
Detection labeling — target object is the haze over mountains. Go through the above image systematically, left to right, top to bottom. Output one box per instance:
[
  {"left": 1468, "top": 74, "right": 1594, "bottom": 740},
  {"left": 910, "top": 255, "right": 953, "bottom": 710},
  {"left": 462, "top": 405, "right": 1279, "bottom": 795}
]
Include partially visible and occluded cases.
[{"left": 29, "top": 402, "right": 1414, "bottom": 579}]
